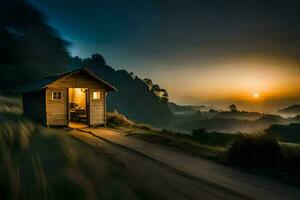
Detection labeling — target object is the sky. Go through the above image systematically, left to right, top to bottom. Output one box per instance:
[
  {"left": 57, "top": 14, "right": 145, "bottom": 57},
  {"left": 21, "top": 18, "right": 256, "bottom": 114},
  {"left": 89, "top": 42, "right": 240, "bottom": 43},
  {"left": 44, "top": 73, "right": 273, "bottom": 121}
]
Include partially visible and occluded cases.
[{"left": 29, "top": 0, "right": 300, "bottom": 112}]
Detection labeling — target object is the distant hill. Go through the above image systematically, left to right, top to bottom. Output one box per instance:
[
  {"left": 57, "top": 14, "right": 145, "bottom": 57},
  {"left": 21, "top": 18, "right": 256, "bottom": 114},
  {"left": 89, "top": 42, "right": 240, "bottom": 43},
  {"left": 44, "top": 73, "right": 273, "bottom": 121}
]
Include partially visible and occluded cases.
[
  {"left": 70, "top": 54, "right": 172, "bottom": 126},
  {"left": 168, "top": 102, "right": 214, "bottom": 114},
  {"left": 278, "top": 105, "right": 300, "bottom": 116},
  {"left": 166, "top": 110, "right": 300, "bottom": 133},
  {"left": 215, "top": 111, "right": 262, "bottom": 120},
  {"left": 266, "top": 123, "right": 300, "bottom": 143}
]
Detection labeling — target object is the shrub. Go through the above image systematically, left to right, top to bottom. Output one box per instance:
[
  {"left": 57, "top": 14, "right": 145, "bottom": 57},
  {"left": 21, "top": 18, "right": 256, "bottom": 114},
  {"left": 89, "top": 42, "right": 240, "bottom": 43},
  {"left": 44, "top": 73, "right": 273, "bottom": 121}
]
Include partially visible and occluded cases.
[
  {"left": 106, "top": 111, "right": 134, "bottom": 127},
  {"left": 106, "top": 111, "right": 152, "bottom": 130},
  {"left": 265, "top": 123, "right": 300, "bottom": 143},
  {"left": 192, "top": 128, "right": 235, "bottom": 146},
  {"left": 226, "top": 134, "right": 283, "bottom": 168},
  {"left": 281, "top": 144, "right": 300, "bottom": 172}
]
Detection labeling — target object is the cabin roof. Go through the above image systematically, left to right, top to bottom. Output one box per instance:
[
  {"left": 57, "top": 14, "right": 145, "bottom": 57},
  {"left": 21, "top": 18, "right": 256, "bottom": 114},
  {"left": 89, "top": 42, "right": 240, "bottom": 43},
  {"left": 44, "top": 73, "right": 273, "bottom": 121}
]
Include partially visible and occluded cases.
[{"left": 21, "top": 67, "right": 117, "bottom": 93}]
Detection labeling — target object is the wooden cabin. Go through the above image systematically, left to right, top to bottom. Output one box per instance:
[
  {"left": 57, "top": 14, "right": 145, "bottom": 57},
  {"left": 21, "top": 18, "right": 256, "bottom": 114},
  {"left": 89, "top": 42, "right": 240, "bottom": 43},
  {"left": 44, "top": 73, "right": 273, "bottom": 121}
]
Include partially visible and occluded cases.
[{"left": 22, "top": 67, "right": 116, "bottom": 127}]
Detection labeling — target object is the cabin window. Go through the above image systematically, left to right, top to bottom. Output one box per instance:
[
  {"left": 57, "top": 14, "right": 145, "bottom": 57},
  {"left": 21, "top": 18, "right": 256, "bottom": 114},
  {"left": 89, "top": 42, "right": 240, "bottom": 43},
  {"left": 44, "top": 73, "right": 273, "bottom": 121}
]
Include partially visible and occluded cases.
[
  {"left": 52, "top": 91, "right": 62, "bottom": 100},
  {"left": 93, "top": 91, "right": 101, "bottom": 100}
]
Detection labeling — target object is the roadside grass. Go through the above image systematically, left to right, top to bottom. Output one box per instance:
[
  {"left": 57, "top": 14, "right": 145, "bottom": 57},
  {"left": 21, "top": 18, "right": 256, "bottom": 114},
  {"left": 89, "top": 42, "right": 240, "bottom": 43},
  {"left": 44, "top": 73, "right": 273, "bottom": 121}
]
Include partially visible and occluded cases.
[
  {"left": 0, "top": 95, "right": 22, "bottom": 114},
  {"left": 0, "top": 111, "right": 139, "bottom": 200},
  {"left": 107, "top": 111, "right": 300, "bottom": 185},
  {"left": 107, "top": 111, "right": 230, "bottom": 159},
  {"left": 107, "top": 111, "right": 152, "bottom": 131},
  {"left": 225, "top": 134, "right": 300, "bottom": 186},
  {"left": 280, "top": 143, "right": 300, "bottom": 174}
]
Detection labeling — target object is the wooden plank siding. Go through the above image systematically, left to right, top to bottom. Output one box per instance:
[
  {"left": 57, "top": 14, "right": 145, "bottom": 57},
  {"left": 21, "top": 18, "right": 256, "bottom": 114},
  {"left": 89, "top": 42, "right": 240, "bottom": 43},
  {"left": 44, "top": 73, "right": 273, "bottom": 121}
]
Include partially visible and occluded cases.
[
  {"left": 46, "top": 88, "right": 68, "bottom": 126},
  {"left": 89, "top": 89, "right": 106, "bottom": 125}
]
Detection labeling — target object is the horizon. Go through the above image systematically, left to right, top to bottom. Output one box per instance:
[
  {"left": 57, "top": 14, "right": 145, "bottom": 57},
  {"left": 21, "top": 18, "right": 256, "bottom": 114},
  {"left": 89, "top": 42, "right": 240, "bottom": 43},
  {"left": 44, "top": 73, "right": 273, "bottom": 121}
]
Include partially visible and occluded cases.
[{"left": 29, "top": 0, "right": 300, "bottom": 112}]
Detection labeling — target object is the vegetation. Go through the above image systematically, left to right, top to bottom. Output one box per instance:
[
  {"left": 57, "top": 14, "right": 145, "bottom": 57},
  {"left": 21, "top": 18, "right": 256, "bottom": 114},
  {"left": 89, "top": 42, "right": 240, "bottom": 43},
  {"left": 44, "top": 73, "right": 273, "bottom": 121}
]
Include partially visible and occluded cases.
[
  {"left": 0, "top": 0, "right": 69, "bottom": 91},
  {"left": 0, "top": 100, "right": 167, "bottom": 200},
  {"left": 106, "top": 111, "right": 152, "bottom": 131},
  {"left": 107, "top": 111, "right": 300, "bottom": 184},
  {"left": 0, "top": 112, "right": 135, "bottom": 199},
  {"left": 107, "top": 112, "right": 231, "bottom": 159},
  {"left": 265, "top": 123, "right": 300, "bottom": 143},
  {"left": 192, "top": 128, "right": 235, "bottom": 147},
  {"left": 226, "top": 134, "right": 283, "bottom": 168},
  {"left": 281, "top": 144, "right": 300, "bottom": 174}
]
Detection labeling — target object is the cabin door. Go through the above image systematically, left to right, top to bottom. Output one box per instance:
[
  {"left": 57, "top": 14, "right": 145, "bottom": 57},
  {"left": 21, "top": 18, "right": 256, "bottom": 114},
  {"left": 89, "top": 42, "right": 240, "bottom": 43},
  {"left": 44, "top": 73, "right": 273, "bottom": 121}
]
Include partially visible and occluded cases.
[{"left": 68, "top": 88, "right": 88, "bottom": 125}]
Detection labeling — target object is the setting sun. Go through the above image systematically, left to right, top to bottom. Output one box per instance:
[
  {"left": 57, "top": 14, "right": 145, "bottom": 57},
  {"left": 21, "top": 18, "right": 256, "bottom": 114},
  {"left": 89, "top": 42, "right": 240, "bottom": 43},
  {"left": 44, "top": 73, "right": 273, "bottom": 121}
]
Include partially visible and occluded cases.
[{"left": 253, "top": 93, "right": 259, "bottom": 98}]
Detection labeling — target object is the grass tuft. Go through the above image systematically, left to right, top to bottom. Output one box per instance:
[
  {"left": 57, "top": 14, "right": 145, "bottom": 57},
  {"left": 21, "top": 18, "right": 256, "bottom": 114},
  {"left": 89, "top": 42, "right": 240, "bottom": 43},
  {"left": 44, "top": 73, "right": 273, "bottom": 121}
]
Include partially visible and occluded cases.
[{"left": 107, "top": 111, "right": 152, "bottom": 130}]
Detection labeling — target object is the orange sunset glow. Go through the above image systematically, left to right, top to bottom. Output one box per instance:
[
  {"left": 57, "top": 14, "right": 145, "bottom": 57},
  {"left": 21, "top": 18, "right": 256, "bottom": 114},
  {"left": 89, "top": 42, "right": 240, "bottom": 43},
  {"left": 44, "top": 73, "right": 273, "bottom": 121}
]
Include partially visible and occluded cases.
[{"left": 148, "top": 57, "right": 300, "bottom": 112}]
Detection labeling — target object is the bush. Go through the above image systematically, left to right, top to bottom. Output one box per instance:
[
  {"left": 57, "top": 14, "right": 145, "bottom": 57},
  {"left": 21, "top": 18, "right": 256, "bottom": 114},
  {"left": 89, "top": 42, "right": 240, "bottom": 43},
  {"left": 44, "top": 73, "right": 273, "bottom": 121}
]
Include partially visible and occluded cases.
[
  {"left": 106, "top": 111, "right": 152, "bottom": 130},
  {"left": 106, "top": 111, "right": 134, "bottom": 127},
  {"left": 265, "top": 123, "right": 300, "bottom": 143},
  {"left": 192, "top": 128, "right": 235, "bottom": 146},
  {"left": 226, "top": 134, "right": 283, "bottom": 168},
  {"left": 281, "top": 144, "right": 300, "bottom": 172}
]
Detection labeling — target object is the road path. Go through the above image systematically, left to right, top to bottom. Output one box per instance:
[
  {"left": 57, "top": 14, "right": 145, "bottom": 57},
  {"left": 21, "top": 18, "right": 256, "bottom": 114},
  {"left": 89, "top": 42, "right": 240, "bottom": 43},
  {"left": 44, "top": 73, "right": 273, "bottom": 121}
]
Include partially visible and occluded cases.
[{"left": 71, "top": 127, "right": 300, "bottom": 200}]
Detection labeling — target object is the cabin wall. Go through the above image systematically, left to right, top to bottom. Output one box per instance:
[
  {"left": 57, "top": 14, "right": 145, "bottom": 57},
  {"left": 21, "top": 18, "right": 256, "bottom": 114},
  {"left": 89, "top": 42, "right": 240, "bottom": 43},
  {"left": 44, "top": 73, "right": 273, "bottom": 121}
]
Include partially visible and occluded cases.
[
  {"left": 46, "top": 72, "right": 107, "bottom": 126},
  {"left": 46, "top": 88, "right": 68, "bottom": 126},
  {"left": 89, "top": 89, "right": 106, "bottom": 125},
  {"left": 23, "top": 90, "right": 46, "bottom": 125}
]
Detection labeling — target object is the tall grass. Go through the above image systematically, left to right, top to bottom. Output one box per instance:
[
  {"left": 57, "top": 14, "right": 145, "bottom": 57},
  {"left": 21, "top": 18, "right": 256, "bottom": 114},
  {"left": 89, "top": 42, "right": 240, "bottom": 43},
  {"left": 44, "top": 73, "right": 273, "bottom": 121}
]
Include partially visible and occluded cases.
[
  {"left": 0, "top": 95, "right": 22, "bottom": 114},
  {"left": 0, "top": 113, "right": 125, "bottom": 200}
]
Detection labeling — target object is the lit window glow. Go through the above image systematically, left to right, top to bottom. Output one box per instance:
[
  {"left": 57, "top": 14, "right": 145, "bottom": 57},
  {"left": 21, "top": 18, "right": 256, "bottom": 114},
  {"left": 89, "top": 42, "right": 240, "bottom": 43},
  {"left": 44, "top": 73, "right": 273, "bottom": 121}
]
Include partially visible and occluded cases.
[{"left": 93, "top": 91, "right": 101, "bottom": 99}]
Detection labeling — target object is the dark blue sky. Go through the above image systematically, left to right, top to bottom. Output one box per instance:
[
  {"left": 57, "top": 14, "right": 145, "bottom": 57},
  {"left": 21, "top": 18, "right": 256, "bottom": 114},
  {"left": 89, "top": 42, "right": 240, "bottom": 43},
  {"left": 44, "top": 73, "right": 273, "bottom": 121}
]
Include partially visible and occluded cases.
[
  {"left": 28, "top": 0, "right": 300, "bottom": 110},
  {"left": 29, "top": 0, "right": 300, "bottom": 68}
]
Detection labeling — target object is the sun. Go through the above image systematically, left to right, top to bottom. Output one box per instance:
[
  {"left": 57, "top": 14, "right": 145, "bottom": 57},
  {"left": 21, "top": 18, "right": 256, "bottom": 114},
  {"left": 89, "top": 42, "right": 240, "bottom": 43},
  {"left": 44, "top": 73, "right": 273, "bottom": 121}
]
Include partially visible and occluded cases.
[{"left": 253, "top": 93, "right": 259, "bottom": 98}]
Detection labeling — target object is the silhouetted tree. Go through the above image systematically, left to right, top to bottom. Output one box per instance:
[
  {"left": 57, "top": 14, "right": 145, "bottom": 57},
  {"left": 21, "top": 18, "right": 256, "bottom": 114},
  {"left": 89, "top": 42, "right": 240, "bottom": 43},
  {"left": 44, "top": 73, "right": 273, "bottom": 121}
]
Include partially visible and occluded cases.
[
  {"left": 0, "top": 0, "right": 70, "bottom": 91},
  {"left": 229, "top": 104, "right": 237, "bottom": 112}
]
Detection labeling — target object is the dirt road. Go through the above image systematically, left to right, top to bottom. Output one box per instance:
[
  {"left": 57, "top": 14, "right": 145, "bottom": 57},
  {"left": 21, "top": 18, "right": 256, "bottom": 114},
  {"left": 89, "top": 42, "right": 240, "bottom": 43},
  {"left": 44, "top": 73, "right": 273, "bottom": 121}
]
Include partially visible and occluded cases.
[{"left": 71, "top": 128, "right": 300, "bottom": 200}]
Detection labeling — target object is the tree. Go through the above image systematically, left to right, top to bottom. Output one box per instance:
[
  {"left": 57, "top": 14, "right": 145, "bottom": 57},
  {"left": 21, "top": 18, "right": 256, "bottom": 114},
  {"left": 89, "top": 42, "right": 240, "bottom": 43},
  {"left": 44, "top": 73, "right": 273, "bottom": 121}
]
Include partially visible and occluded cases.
[
  {"left": 0, "top": 0, "right": 70, "bottom": 91},
  {"left": 229, "top": 104, "right": 237, "bottom": 112}
]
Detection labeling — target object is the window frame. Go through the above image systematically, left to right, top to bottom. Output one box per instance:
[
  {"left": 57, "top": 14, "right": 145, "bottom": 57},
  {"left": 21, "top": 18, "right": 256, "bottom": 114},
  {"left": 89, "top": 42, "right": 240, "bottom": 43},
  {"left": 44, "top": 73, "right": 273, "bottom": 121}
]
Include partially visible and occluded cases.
[
  {"left": 52, "top": 91, "right": 62, "bottom": 100},
  {"left": 92, "top": 91, "right": 101, "bottom": 100}
]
